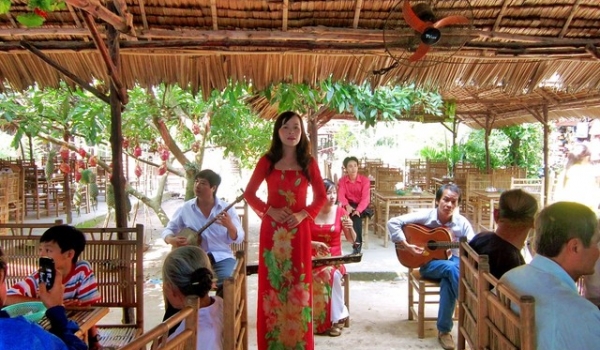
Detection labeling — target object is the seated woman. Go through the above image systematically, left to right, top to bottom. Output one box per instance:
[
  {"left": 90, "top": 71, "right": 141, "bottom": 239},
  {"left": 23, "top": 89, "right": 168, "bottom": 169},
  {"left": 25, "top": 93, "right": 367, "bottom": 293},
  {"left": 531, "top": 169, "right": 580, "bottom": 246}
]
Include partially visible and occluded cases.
[
  {"left": 311, "top": 179, "right": 356, "bottom": 337},
  {"left": 163, "top": 246, "right": 223, "bottom": 350}
]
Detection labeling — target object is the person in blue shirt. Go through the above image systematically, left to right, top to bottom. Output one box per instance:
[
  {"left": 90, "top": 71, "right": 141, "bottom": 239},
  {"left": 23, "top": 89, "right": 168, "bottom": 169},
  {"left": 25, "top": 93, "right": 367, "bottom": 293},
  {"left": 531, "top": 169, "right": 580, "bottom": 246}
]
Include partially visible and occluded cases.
[
  {"left": 161, "top": 169, "right": 244, "bottom": 324},
  {"left": 161, "top": 169, "right": 245, "bottom": 286},
  {"left": 388, "top": 184, "right": 474, "bottom": 350},
  {"left": 501, "top": 201, "right": 600, "bottom": 350},
  {"left": 0, "top": 247, "right": 87, "bottom": 350}
]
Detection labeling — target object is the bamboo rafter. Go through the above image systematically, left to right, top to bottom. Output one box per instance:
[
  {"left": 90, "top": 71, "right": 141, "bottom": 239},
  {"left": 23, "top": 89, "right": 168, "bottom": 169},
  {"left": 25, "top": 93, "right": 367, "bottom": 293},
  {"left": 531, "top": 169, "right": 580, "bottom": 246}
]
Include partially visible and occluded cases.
[{"left": 64, "top": 0, "right": 132, "bottom": 34}]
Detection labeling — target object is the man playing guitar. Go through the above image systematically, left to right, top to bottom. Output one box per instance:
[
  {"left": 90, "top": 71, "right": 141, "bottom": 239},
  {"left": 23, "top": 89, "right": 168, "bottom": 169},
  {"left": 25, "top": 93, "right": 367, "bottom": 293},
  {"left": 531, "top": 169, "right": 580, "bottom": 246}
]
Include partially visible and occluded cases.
[
  {"left": 162, "top": 169, "right": 245, "bottom": 286},
  {"left": 388, "top": 184, "right": 474, "bottom": 350}
]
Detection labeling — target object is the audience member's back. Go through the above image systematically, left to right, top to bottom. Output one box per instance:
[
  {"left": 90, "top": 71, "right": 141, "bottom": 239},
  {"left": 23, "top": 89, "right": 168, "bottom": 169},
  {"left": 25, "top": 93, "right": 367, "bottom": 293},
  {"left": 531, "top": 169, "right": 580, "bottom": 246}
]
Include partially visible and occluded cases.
[
  {"left": 469, "top": 189, "right": 537, "bottom": 279},
  {"left": 500, "top": 201, "right": 600, "bottom": 350}
]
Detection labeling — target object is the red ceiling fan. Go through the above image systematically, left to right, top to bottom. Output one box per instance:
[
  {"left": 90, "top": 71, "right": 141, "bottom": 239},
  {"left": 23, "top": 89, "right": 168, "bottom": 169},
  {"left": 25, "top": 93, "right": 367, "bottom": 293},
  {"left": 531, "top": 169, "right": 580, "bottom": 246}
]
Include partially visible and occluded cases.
[{"left": 383, "top": 0, "right": 474, "bottom": 68}]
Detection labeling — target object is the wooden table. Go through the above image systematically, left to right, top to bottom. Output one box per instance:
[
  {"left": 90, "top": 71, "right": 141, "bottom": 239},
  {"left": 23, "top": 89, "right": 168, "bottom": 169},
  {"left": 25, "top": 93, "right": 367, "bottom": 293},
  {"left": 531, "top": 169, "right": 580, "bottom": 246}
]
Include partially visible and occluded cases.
[
  {"left": 373, "top": 190, "right": 436, "bottom": 247},
  {"left": 471, "top": 190, "right": 502, "bottom": 232},
  {"left": 40, "top": 306, "right": 109, "bottom": 342}
]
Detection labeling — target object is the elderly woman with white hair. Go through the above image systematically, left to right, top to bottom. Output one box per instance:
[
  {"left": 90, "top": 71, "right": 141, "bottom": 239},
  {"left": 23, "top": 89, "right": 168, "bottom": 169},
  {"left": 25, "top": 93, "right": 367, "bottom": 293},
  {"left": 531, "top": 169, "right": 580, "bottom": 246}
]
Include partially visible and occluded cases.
[{"left": 163, "top": 246, "right": 223, "bottom": 350}]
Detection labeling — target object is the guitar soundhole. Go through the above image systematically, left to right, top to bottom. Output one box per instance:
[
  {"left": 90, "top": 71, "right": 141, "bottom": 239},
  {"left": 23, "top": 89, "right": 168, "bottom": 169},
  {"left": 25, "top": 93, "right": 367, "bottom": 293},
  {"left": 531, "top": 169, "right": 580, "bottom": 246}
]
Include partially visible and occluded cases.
[{"left": 426, "top": 240, "right": 439, "bottom": 251}]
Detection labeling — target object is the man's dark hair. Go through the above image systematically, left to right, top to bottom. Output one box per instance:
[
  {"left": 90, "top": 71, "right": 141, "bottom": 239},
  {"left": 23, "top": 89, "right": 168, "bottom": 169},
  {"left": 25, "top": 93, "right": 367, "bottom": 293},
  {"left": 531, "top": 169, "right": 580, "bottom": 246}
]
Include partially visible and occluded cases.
[
  {"left": 343, "top": 156, "right": 360, "bottom": 168},
  {"left": 195, "top": 169, "right": 222, "bottom": 197},
  {"left": 436, "top": 184, "right": 461, "bottom": 203},
  {"left": 534, "top": 201, "right": 598, "bottom": 258},
  {"left": 40, "top": 225, "right": 86, "bottom": 264}
]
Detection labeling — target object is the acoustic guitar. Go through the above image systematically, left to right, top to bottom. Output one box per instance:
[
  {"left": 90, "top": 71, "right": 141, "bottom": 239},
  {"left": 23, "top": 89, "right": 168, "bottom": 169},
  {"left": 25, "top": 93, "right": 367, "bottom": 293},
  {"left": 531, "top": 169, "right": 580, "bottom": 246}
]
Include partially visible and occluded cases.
[
  {"left": 395, "top": 224, "right": 460, "bottom": 268},
  {"left": 246, "top": 253, "right": 363, "bottom": 276}
]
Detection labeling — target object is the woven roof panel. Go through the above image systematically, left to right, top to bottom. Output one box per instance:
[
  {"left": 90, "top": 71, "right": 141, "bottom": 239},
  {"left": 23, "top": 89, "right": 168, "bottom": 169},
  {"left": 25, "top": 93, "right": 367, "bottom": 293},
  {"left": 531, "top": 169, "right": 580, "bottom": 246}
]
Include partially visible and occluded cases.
[{"left": 0, "top": 0, "right": 599, "bottom": 128}]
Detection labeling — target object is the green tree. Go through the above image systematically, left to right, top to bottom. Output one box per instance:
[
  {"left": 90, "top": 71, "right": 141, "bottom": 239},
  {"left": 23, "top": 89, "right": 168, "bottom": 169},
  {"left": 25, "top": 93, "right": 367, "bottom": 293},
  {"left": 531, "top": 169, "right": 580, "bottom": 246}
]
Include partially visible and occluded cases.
[
  {"left": 262, "top": 78, "right": 445, "bottom": 128},
  {"left": 0, "top": 81, "right": 272, "bottom": 225},
  {"left": 456, "top": 124, "right": 543, "bottom": 176}
]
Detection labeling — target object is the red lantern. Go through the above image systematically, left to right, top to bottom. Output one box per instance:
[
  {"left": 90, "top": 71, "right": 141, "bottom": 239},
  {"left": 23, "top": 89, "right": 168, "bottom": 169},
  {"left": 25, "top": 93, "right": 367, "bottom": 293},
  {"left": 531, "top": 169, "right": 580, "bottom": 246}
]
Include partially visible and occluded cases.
[
  {"left": 133, "top": 146, "right": 142, "bottom": 157},
  {"left": 59, "top": 162, "right": 71, "bottom": 174}
]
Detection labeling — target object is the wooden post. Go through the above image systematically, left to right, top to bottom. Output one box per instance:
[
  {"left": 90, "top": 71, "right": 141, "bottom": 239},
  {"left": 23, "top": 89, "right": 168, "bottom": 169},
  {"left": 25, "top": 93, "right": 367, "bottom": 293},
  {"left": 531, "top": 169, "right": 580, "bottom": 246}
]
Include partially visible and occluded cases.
[
  {"left": 106, "top": 5, "right": 128, "bottom": 231},
  {"left": 542, "top": 104, "right": 549, "bottom": 205},
  {"left": 484, "top": 114, "right": 491, "bottom": 173},
  {"left": 308, "top": 118, "right": 319, "bottom": 161},
  {"left": 63, "top": 132, "right": 73, "bottom": 224}
]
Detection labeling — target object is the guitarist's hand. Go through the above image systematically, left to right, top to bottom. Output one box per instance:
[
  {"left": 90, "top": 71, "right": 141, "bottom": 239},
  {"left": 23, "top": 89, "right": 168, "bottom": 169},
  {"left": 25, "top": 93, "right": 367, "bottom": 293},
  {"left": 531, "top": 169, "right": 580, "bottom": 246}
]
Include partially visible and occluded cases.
[
  {"left": 267, "top": 207, "right": 293, "bottom": 223},
  {"left": 166, "top": 235, "right": 189, "bottom": 248},
  {"left": 403, "top": 242, "right": 425, "bottom": 256}
]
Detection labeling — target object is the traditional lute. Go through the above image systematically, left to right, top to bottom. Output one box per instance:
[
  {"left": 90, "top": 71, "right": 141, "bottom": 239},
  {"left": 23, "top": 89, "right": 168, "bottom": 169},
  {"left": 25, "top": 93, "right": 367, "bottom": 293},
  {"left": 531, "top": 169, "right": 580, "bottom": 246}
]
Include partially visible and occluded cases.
[
  {"left": 180, "top": 192, "right": 245, "bottom": 247},
  {"left": 395, "top": 224, "right": 460, "bottom": 268},
  {"left": 246, "top": 253, "right": 363, "bottom": 276}
]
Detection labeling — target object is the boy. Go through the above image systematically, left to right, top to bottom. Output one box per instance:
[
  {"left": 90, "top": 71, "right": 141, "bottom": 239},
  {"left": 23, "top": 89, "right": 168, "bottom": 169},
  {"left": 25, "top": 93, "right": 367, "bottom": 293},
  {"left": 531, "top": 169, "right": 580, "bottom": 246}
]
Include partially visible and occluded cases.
[
  {"left": 6, "top": 225, "right": 101, "bottom": 348},
  {"left": 6, "top": 225, "right": 100, "bottom": 305},
  {"left": 0, "top": 246, "right": 87, "bottom": 350}
]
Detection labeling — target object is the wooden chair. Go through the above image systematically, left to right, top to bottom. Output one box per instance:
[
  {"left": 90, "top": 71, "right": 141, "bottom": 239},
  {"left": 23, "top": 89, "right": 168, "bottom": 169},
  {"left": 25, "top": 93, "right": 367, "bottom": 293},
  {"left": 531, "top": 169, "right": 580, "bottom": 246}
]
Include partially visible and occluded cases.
[
  {"left": 426, "top": 160, "right": 449, "bottom": 192},
  {"left": 23, "top": 164, "right": 50, "bottom": 219},
  {"left": 374, "top": 167, "right": 404, "bottom": 192},
  {"left": 465, "top": 173, "right": 493, "bottom": 226},
  {"left": 510, "top": 178, "right": 544, "bottom": 208},
  {"left": 81, "top": 225, "right": 145, "bottom": 348},
  {"left": 457, "top": 241, "right": 489, "bottom": 350},
  {"left": 222, "top": 251, "right": 248, "bottom": 350},
  {"left": 407, "top": 268, "right": 443, "bottom": 339},
  {"left": 480, "top": 271, "right": 536, "bottom": 350},
  {"left": 118, "top": 296, "right": 199, "bottom": 350}
]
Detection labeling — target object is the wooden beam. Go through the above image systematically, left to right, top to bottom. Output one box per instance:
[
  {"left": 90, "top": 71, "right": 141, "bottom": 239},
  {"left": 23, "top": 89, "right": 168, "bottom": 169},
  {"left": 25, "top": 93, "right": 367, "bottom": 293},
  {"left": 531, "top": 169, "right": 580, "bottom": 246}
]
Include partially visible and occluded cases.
[
  {"left": 65, "top": 0, "right": 132, "bottom": 34},
  {"left": 138, "top": 0, "right": 149, "bottom": 30},
  {"left": 210, "top": 0, "right": 218, "bottom": 31},
  {"left": 282, "top": 0, "right": 289, "bottom": 32},
  {"left": 353, "top": 0, "right": 363, "bottom": 29},
  {"left": 492, "top": 0, "right": 510, "bottom": 32},
  {"left": 559, "top": 0, "right": 582, "bottom": 38},
  {"left": 106, "top": 2, "right": 128, "bottom": 231},
  {"left": 66, "top": 3, "right": 84, "bottom": 29},
  {"left": 83, "top": 12, "right": 128, "bottom": 105},
  {"left": 2, "top": 26, "right": 599, "bottom": 48},
  {"left": 19, "top": 41, "right": 110, "bottom": 104},
  {"left": 586, "top": 44, "right": 600, "bottom": 60},
  {"left": 535, "top": 89, "right": 559, "bottom": 105},
  {"left": 524, "top": 106, "right": 544, "bottom": 123}
]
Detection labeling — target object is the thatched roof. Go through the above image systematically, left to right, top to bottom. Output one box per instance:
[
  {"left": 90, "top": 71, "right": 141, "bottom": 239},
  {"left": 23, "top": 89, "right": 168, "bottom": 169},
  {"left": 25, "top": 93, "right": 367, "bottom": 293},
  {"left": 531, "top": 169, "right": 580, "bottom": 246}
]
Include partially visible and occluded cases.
[{"left": 1, "top": 0, "right": 600, "bottom": 128}]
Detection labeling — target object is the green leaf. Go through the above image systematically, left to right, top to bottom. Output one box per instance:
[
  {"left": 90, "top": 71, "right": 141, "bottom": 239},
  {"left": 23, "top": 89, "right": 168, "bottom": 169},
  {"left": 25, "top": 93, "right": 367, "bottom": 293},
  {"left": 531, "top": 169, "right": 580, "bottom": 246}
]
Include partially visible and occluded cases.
[
  {"left": 0, "top": 0, "right": 11, "bottom": 14},
  {"left": 16, "top": 13, "right": 46, "bottom": 28}
]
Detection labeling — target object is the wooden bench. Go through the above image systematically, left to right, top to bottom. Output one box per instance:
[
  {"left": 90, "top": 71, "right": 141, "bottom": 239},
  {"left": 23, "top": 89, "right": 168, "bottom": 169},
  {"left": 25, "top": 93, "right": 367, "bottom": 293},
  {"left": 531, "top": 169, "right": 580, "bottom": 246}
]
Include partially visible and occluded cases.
[
  {"left": 0, "top": 222, "right": 145, "bottom": 349},
  {"left": 457, "top": 240, "right": 489, "bottom": 350},
  {"left": 223, "top": 251, "right": 248, "bottom": 350},
  {"left": 480, "top": 271, "right": 536, "bottom": 350},
  {"left": 118, "top": 296, "right": 199, "bottom": 350}
]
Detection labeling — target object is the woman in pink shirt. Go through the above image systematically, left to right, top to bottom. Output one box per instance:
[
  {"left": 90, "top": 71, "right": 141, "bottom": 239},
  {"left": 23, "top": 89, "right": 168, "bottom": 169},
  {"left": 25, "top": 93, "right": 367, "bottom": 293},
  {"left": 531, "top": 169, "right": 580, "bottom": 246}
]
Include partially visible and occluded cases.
[{"left": 337, "top": 156, "right": 371, "bottom": 253}]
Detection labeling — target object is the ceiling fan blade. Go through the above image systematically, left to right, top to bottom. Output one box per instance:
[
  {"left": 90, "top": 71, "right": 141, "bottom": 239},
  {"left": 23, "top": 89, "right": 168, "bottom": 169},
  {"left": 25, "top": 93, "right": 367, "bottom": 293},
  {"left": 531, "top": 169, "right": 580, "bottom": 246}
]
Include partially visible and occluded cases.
[
  {"left": 403, "top": 0, "right": 429, "bottom": 33},
  {"left": 433, "top": 15, "right": 470, "bottom": 29},
  {"left": 408, "top": 43, "right": 430, "bottom": 62}
]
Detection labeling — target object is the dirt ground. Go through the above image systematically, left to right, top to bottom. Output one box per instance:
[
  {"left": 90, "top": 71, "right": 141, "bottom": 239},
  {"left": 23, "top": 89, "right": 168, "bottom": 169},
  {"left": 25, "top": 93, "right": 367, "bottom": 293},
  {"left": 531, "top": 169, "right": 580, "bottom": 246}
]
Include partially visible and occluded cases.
[{"left": 100, "top": 198, "right": 456, "bottom": 350}]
